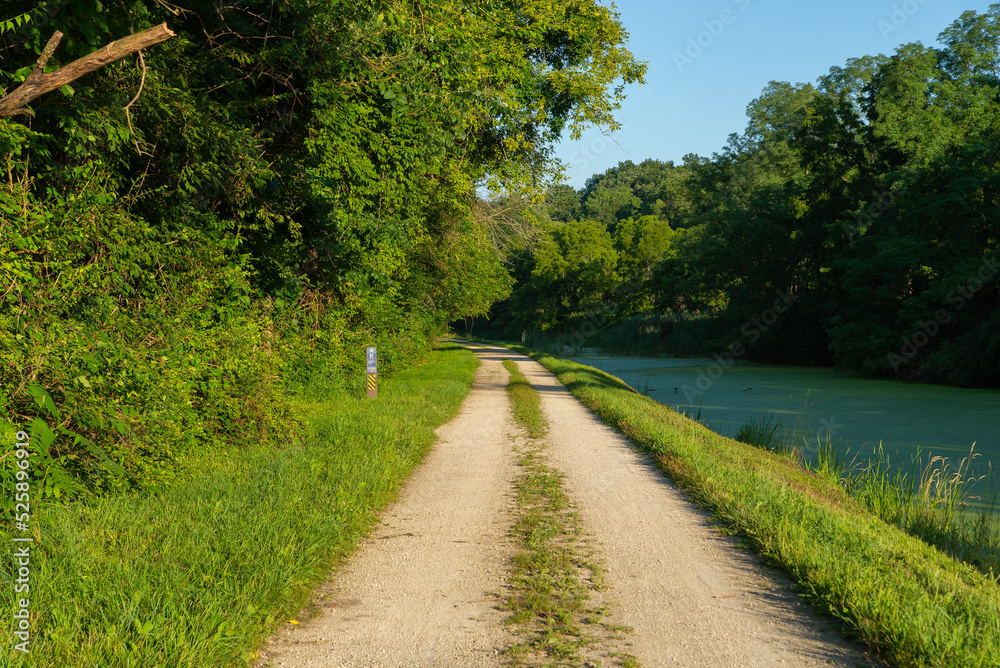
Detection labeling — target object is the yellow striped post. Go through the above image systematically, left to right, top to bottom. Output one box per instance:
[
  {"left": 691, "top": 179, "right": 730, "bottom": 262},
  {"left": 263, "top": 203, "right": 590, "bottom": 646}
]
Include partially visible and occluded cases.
[{"left": 366, "top": 346, "right": 377, "bottom": 399}]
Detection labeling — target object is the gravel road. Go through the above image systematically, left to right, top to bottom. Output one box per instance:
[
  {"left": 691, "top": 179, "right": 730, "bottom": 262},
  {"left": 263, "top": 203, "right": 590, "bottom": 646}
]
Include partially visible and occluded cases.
[
  {"left": 257, "top": 343, "right": 879, "bottom": 667},
  {"left": 256, "top": 347, "right": 515, "bottom": 667},
  {"left": 510, "top": 347, "right": 877, "bottom": 667}
]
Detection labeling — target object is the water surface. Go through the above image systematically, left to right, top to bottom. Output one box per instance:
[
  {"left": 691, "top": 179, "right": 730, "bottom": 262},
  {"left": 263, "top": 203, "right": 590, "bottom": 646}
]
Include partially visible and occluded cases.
[{"left": 571, "top": 356, "right": 1000, "bottom": 476}]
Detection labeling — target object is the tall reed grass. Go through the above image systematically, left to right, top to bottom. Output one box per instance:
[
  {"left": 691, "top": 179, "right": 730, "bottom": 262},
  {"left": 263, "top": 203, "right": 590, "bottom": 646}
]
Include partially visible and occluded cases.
[
  {"left": 742, "top": 404, "right": 1000, "bottom": 579},
  {"left": 733, "top": 412, "right": 784, "bottom": 452},
  {"left": 812, "top": 439, "right": 1000, "bottom": 578}
]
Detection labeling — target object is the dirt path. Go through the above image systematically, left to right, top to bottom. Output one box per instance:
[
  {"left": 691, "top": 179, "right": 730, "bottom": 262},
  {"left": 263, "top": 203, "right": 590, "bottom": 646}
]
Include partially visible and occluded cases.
[
  {"left": 258, "top": 342, "right": 878, "bottom": 667},
  {"left": 508, "top": 347, "right": 878, "bottom": 667},
  {"left": 256, "top": 348, "right": 516, "bottom": 667}
]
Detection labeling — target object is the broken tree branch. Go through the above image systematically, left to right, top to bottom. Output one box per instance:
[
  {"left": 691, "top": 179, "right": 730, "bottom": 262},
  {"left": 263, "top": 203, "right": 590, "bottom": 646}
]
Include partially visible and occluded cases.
[
  {"left": 0, "top": 22, "right": 176, "bottom": 119},
  {"left": 124, "top": 49, "right": 149, "bottom": 155}
]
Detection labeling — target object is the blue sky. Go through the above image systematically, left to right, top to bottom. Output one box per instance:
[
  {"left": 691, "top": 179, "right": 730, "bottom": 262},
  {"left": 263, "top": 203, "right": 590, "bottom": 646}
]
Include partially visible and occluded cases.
[{"left": 553, "top": 0, "right": 998, "bottom": 189}]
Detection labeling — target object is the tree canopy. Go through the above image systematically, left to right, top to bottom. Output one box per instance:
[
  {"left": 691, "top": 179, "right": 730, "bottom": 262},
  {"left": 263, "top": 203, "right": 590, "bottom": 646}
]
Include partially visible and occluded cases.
[
  {"left": 0, "top": 0, "right": 645, "bottom": 498},
  {"left": 481, "top": 5, "right": 999, "bottom": 387}
]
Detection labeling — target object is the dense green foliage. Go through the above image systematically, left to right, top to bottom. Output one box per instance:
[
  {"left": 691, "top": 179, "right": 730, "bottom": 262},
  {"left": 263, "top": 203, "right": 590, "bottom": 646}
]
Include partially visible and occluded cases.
[
  {"left": 0, "top": 0, "right": 644, "bottom": 498},
  {"left": 477, "top": 6, "right": 1000, "bottom": 388},
  {"left": 0, "top": 343, "right": 478, "bottom": 667}
]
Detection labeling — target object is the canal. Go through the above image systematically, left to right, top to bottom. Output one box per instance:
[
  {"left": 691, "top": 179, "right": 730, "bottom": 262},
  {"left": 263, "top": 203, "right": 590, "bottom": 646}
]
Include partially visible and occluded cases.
[{"left": 571, "top": 356, "right": 1000, "bottom": 479}]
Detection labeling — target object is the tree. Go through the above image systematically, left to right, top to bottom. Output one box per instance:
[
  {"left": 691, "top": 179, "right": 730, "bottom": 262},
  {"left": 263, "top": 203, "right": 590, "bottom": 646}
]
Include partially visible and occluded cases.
[
  {"left": 0, "top": 0, "right": 647, "bottom": 496},
  {"left": 484, "top": 4, "right": 998, "bottom": 385},
  {"left": 0, "top": 24, "right": 175, "bottom": 118},
  {"left": 580, "top": 158, "right": 694, "bottom": 227},
  {"left": 539, "top": 184, "right": 582, "bottom": 223},
  {"left": 582, "top": 184, "right": 640, "bottom": 229},
  {"left": 613, "top": 215, "right": 674, "bottom": 313},
  {"left": 512, "top": 220, "right": 618, "bottom": 330}
]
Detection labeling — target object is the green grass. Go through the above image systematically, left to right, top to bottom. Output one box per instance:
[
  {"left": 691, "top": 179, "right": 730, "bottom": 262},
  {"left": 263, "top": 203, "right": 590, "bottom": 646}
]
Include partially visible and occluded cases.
[
  {"left": 0, "top": 343, "right": 478, "bottom": 668},
  {"left": 504, "top": 344, "right": 1000, "bottom": 668},
  {"left": 502, "top": 359, "right": 638, "bottom": 668},
  {"left": 503, "top": 360, "right": 548, "bottom": 440},
  {"left": 728, "top": 409, "right": 1000, "bottom": 578},
  {"left": 734, "top": 412, "right": 785, "bottom": 452},
  {"left": 738, "top": 417, "right": 1000, "bottom": 580},
  {"left": 811, "top": 440, "right": 1000, "bottom": 578}
]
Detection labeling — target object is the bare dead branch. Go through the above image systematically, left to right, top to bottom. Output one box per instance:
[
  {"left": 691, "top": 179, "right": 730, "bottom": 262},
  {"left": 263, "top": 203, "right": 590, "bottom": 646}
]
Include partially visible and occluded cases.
[
  {"left": 0, "top": 23, "right": 176, "bottom": 119},
  {"left": 123, "top": 50, "right": 149, "bottom": 155},
  {"left": 472, "top": 198, "right": 544, "bottom": 256}
]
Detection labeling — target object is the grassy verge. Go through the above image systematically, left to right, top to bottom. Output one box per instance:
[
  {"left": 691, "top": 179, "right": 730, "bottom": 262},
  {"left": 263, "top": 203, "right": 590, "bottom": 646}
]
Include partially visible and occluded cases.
[
  {"left": 0, "top": 344, "right": 477, "bottom": 668},
  {"left": 504, "top": 345, "right": 1000, "bottom": 668},
  {"left": 502, "top": 359, "right": 638, "bottom": 668},
  {"left": 732, "top": 413, "right": 1000, "bottom": 578},
  {"left": 829, "top": 443, "right": 1000, "bottom": 577}
]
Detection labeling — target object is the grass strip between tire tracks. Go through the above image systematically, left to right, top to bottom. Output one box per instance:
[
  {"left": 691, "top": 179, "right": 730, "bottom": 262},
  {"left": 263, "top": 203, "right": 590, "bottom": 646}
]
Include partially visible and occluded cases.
[
  {"left": 0, "top": 343, "right": 478, "bottom": 668},
  {"left": 504, "top": 344, "right": 1000, "bottom": 668},
  {"left": 502, "top": 359, "right": 640, "bottom": 668}
]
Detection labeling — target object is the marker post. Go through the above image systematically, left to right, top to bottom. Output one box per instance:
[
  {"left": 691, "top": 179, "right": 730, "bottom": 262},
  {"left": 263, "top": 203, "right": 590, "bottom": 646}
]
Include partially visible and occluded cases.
[{"left": 366, "top": 346, "right": 377, "bottom": 399}]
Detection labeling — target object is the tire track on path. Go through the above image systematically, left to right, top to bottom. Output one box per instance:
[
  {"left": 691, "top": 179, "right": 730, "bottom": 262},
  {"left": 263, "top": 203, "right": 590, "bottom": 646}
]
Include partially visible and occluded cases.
[
  {"left": 257, "top": 346, "right": 516, "bottom": 667},
  {"left": 506, "top": 349, "right": 879, "bottom": 667}
]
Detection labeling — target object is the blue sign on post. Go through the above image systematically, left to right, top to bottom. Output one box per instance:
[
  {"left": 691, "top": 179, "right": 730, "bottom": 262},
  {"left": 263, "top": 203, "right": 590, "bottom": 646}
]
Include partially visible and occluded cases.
[{"left": 366, "top": 347, "right": 377, "bottom": 398}]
